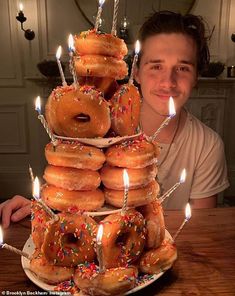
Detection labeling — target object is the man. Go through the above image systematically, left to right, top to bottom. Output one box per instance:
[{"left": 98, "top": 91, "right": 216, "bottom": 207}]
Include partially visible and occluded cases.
[
  {"left": 0, "top": 11, "right": 229, "bottom": 228},
  {"left": 135, "top": 11, "right": 229, "bottom": 209}
]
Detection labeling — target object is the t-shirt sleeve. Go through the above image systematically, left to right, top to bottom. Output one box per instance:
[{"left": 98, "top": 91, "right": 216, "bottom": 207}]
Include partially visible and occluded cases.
[{"left": 190, "top": 136, "right": 229, "bottom": 199}]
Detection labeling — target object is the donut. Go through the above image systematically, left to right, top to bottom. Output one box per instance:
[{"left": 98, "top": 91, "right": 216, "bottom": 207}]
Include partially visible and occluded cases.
[
  {"left": 74, "top": 30, "right": 128, "bottom": 59},
  {"left": 74, "top": 55, "right": 128, "bottom": 80},
  {"left": 78, "top": 76, "right": 119, "bottom": 99},
  {"left": 45, "top": 84, "right": 111, "bottom": 138},
  {"left": 110, "top": 84, "right": 141, "bottom": 136},
  {"left": 105, "top": 136, "right": 159, "bottom": 168},
  {"left": 45, "top": 142, "right": 106, "bottom": 171},
  {"left": 100, "top": 163, "right": 158, "bottom": 190},
  {"left": 43, "top": 165, "right": 101, "bottom": 191},
  {"left": 104, "top": 180, "right": 160, "bottom": 208},
  {"left": 41, "top": 184, "right": 104, "bottom": 212},
  {"left": 138, "top": 200, "right": 165, "bottom": 249},
  {"left": 31, "top": 201, "right": 50, "bottom": 250},
  {"left": 100, "top": 209, "right": 146, "bottom": 268},
  {"left": 42, "top": 212, "right": 97, "bottom": 267},
  {"left": 139, "top": 240, "right": 177, "bottom": 274},
  {"left": 30, "top": 251, "right": 74, "bottom": 284},
  {"left": 74, "top": 263, "right": 138, "bottom": 296}
]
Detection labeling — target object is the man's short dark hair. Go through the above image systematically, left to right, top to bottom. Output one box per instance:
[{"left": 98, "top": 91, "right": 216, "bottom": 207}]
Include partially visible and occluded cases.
[{"left": 138, "top": 11, "right": 210, "bottom": 74}]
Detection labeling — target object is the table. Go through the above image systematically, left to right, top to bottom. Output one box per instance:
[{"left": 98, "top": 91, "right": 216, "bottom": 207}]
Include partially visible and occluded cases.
[{"left": 0, "top": 207, "right": 235, "bottom": 295}]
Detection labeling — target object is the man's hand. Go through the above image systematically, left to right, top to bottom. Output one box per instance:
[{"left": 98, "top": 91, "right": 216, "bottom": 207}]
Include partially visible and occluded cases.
[{"left": 0, "top": 195, "right": 31, "bottom": 228}]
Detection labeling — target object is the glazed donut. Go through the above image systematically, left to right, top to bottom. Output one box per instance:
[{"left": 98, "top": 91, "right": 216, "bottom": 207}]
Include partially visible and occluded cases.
[
  {"left": 74, "top": 30, "right": 128, "bottom": 59},
  {"left": 74, "top": 55, "right": 128, "bottom": 80},
  {"left": 78, "top": 76, "right": 119, "bottom": 99},
  {"left": 45, "top": 84, "right": 111, "bottom": 138},
  {"left": 110, "top": 84, "right": 141, "bottom": 136},
  {"left": 105, "top": 136, "right": 159, "bottom": 168},
  {"left": 45, "top": 142, "right": 106, "bottom": 171},
  {"left": 100, "top": 163, "right": 158, "bottom": 190},
  {"left": 43, "top": 165, "right": 101, "bottom": 191},
  {"left": 104, "top": 180, "right": 160, "bottom": 208},
  {"left": 41, "top": 184, "right": 104, "bottom": 212},
  {"left": 138, "top": 200, "right": 165, "bottom": 249},
  {"left": 31, "top": 201, "right": 50, "bottom": 250},
  {"left": 100, "top": 209, "right": 146, "bottom": 268},
  {"left": 42, "top": 212, "right": 97, "bottom": 267},
  {"left": 139, "top": 240, "right": 177, "bottom": 275},
  {"left": 30, "top": 251, "right": 74, "bottom": 284},
  {"left": 74, "top": 263, "right": 138, "bottom": 296}
]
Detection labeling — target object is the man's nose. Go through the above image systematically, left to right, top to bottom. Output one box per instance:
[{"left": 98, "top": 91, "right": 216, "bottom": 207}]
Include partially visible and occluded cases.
[{"left": 159, "top": 69, "right": 177, "bottom": 89}]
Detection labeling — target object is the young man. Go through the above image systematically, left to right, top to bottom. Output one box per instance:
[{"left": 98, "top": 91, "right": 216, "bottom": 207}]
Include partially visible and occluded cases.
[
  {"left": 0, "top": 11, "right": 229, "bottom": 228},
  {"left": 135, "top": 11, "right": 229, "bottom": 209}
]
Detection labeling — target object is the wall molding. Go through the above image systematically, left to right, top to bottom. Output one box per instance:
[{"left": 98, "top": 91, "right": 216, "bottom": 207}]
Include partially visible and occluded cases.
[
  {"left": 0, "top": 0, "right": 24, "bottom": 87},
  {"left": 0, "top": 102, "right": 28, "bottom": 153}
]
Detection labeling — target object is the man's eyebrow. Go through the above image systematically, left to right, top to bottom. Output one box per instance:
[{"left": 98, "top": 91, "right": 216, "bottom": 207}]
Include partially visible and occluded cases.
[
  {"left": 144, "top": 59, "right": 195, "bottom": 66},
  {"left": 145, "top": 59, "right": 163, "bottom": 64},
  {"left": 179, "top": 60, "right": 195, "bottom": 66}
]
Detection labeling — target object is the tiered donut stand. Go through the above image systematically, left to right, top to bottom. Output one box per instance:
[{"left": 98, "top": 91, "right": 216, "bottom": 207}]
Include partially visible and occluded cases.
[{"left": 0, "top": 1, "right": 191, "bottom": 295}]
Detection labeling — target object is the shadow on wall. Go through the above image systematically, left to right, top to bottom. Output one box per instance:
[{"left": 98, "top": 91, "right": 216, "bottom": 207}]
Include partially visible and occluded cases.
[{"left": 0, "top": 175, "right": 32, "bottom": 201}]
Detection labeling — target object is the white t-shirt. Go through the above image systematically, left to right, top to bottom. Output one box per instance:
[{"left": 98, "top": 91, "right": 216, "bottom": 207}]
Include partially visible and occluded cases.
[{"left": 157, "top": 111, "right": 229, "bottom": 210}]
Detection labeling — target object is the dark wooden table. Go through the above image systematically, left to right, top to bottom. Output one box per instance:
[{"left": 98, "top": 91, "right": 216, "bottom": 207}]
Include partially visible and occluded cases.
[{"left": 0, "top": 207, "right": 235, "bottom": 295}]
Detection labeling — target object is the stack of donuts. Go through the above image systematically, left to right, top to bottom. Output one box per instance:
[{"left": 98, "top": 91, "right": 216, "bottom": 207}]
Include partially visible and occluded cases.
[
  {"left": 29, "top": 29, "right": 178, "bottom": 296},
  {"left": 74, "top": 29, "right": 128, "bottom": 81},
  {"left": 101, "top": 137, "right": 160, "bottom": 208},
  {"left": 42, "top": 141, "right": 106, "bottom": 212},
  {"left": 30, "top": 201, "right": 177, "bottom": 295}
]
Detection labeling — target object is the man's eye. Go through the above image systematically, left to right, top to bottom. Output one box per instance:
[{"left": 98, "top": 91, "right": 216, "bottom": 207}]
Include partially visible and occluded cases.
[
  {"left": 150, "top": 64, "right": 162, "bottom": 70},
  {"left": 177, "top": 66, "right": 190, "bottom": 72}
]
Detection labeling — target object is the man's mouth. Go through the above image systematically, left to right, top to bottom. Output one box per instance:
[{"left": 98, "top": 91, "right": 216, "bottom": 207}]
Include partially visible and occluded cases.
[
  {"left": 151, "top": 91, "right": 179, "bottom": 100},
  {"left": 155, "top": 94, "right": 178, "bottom": 100}
]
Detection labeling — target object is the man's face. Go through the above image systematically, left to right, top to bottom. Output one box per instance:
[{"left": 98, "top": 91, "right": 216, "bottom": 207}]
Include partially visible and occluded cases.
[{"left": 135, "top": 33, "right": 197, "bottom": 116}]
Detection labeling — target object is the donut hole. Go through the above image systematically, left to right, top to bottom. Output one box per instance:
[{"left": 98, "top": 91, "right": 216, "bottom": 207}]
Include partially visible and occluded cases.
[
  {"left": 75, "top": 113, "right": 90, "bottom": 122},
  {"left": 115, "top": 231, "right": 130, "bottom": 246},
  {"left": 63, "top": 233, "right": 79, "bottom": 245}
]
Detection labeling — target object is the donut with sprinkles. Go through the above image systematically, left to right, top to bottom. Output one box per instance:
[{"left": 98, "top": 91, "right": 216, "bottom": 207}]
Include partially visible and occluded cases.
[
  {"left": 110, "top": 83, "right": 141, "bottom": 136},
  {"left": 45, "top": 84, "right": 111, "bottom": 138},
  {"left": 105, "top": 136, "right": 159, "bottom": 169},
  {"left": 138, "top": 200, "right": 165, "bottom": 249},
  {"left": 31, "top": 201, "right": 50, "bottom": 250},
  {"left": 100, "top": 209, "right": 146, "bottom": 269},
  {"left": 42, "top": 213, "right": 97, "bottom": 267},
  {"left": 139, "top": 240, "right": 177, "bottom": 274},
  {"left": 30, "top": 250, "right": 74, "bottom": 284},
  {"left": 73, "top": 263, "right": 138, "bottom": 296}
]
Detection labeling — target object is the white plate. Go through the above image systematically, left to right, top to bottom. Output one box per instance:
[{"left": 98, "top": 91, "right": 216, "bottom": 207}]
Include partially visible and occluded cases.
[
  {"left": 54, "top": 133, "right": 142, "bottom": 148},
  {"left": 21, "top": 230, "right": 173, "bottom": 295}
]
